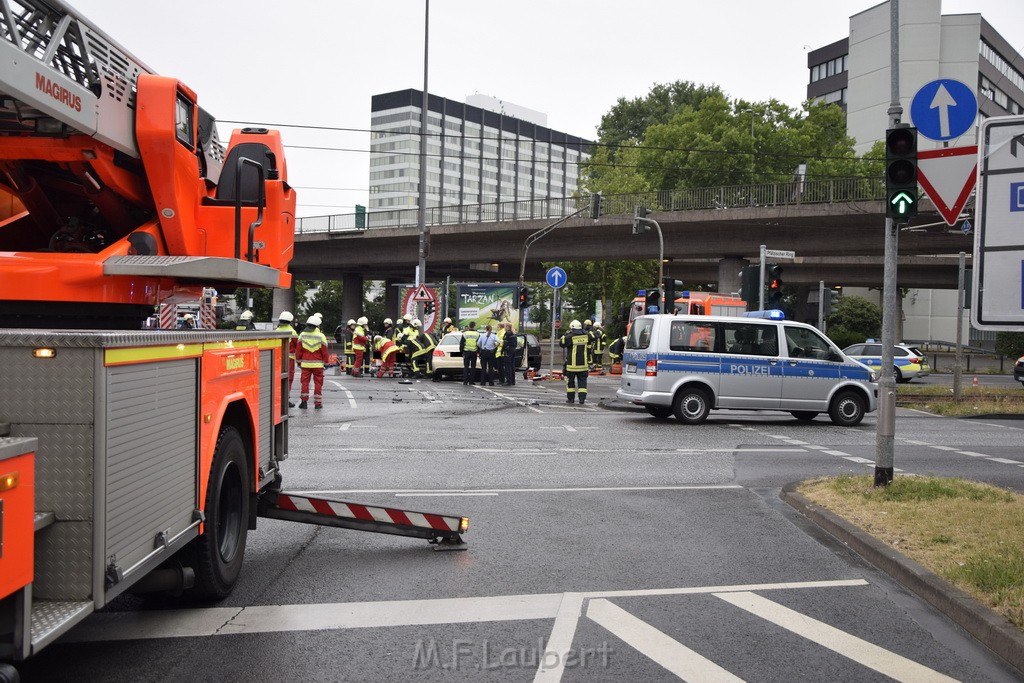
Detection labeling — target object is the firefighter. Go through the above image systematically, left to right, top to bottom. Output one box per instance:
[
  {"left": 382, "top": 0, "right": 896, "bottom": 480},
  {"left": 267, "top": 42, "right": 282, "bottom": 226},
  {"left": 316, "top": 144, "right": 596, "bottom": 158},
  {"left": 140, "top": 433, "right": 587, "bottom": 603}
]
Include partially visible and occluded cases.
[
  {"left": 235, "top": 310, "right": 255, "bottom": 330},
  {"left": 276, "top": 310, "right": 299, "bottom": 407},
  {"left": 178, "top": 313, "right": 197, "bottom": 329},
  {"left": 296, "top": 314, "right": 329, "bottom": 409},
  {"left": 352, "top": 316, "right": 369, "bottom": 377},
  {"left": 381, "top": 317, "right": 395, "bottom": 340},
  {"left": 441, "top": 317, "right": 458, "bottom": 334},
  {"left": 339, "top": 319, "right": 355, "bottom": 373},
  {"left": 407, "top": 319, "right": 435, "bottom": 378},
  {"left": 561, "top": 319, "right": 589, "bottom": 404},
  {"left": 460, "top": 321, "right": 480, "bottom": 384},
  {"left": 501, "top": 322, "right": 518, "bottom": 386},
  {"left": 592, "top": 322, "right": 608, "bottom": 372},
  {"left": 608, "top": 334, "right": 626, "bottom": 367},
  {"left": 374, "top": 335, "right": 399, "bottom": 378}
]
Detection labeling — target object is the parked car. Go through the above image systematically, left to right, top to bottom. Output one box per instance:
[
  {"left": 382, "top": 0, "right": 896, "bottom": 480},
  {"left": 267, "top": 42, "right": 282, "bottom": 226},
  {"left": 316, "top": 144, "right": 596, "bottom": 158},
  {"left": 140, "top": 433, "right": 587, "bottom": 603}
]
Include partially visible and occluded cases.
[
  {"left": 431, "top": 331, "right": 541, "bottom": 381},
  {"left": 841, "top": 341, "right": 930, "bottom": 383},
  {"left": 1014, "top": 355, "right": 1024, "bottom": 387}
]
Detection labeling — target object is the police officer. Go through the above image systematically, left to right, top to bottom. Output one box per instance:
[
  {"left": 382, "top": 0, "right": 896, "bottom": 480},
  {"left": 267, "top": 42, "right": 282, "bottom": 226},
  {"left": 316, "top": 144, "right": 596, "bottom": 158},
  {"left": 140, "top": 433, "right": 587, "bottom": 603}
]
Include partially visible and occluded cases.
[
  {"left": 236, "top": 310, "right": 255, "bottom": 330},
  {"left": 276, "top": 311, "right": 298, "bottom": 407},
  {"left": 296, "top": 314, "right": 329, "bottom": 409},
  {"left": 561, "top": 319, "right": 589, "bottom": 404},
  {"left": 460, "top": 321, "right": 481, "bottom": 384},
  {"left": 501, "top": 322, "right": 518, "bottom": 386},
  {"left": 477, "top": 324, "right": 499, "bottom": 386}
]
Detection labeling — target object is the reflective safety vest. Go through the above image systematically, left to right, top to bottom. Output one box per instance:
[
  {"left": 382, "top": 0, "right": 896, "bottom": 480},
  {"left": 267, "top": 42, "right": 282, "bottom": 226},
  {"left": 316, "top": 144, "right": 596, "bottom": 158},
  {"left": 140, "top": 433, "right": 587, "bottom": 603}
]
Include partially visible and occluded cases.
[
  {"left": 277, "top": 323, "right": 298, "bottom": 359},
  {"left": 352, "top": 325, "right": 367, "bottom": 351},
  {"left": 297, "top": 329, "right": 329, "bottom": 368},
  {"left": 462, "top": 329, "right": 480, "bottom": 352},
  {"left": 561, "top": 330, "right": 589, "bottom": 372},
  {"left": 594, "top": 330, "right": 607, "bottom": 354},
  {"left": 411, "top": 331, "right": 435, "bottom": 358},
  {"left": 495, "top": 333, "right": 504, "bottom": 358},
  {"left": 376, "top": 337, "right": 398, "bottom": 360}
]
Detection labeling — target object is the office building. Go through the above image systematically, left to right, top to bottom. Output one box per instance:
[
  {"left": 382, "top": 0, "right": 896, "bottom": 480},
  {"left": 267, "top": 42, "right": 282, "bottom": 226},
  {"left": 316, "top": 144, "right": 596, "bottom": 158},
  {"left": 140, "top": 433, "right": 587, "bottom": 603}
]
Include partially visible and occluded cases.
[
  {"left": 806, "top": 0, "right": 1024, "bottom": 343},
  {"left": 369, "top": 89, "right": 590, "bottom": 225}
]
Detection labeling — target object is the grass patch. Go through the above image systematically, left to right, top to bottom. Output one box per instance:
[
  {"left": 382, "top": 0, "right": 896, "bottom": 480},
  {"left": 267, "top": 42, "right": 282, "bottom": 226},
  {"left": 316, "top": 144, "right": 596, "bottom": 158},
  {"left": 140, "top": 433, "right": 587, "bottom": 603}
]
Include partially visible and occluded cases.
[
  {"left": 896, "top": 385, "right": 1024, "bottom": 416},
  {"left": 800, "top": 475, "right": 1024, "bottom": 629}
]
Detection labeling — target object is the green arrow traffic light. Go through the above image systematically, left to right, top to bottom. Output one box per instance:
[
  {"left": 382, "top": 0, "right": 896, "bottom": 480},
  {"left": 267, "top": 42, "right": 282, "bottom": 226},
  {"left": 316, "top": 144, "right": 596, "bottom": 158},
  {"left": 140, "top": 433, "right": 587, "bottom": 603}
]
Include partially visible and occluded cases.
[{"left": 889, "top": 190, "right": 917, "bottom": 219}]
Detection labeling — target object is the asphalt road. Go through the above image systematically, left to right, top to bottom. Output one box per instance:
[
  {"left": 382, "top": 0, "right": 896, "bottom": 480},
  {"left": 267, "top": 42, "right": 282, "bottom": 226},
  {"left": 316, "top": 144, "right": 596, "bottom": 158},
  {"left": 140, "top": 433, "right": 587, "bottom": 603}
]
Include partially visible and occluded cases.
[{"left": 19, "top": 373, "right": 1024, "bottom": 682}]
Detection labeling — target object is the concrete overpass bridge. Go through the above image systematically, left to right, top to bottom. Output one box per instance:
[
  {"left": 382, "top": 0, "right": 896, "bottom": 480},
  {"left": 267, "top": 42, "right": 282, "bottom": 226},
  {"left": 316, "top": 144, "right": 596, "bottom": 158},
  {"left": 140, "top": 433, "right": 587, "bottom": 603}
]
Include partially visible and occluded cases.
[{"left": 281, "top": 178, "right": 974, "bottom": 316}]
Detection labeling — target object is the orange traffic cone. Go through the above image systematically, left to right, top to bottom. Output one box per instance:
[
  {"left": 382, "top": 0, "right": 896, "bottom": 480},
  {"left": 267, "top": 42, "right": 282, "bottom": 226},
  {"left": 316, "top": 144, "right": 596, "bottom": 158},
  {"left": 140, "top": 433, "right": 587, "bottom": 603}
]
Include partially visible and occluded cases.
[{"left": 972, "top": 375, "right": 979, "bottom": 387}]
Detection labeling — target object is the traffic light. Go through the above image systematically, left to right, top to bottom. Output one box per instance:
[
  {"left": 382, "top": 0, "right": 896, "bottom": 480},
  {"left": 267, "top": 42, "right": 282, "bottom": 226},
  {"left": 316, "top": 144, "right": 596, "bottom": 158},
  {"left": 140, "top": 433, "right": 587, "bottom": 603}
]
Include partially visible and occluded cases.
[
  {"left": 885, "top": 126, "right": 918, "bottom": 220},
  {"left": 590, "top": 192, "right": 604, "bottom": 219},
  {"left": 632, "top": 206, "right": 651, "bottom": 234},
  {"left": 767, "top": 264, "right": 784, "bottom": 308},
  {"left": 739, "top": 265, "right": 761, "bottom": 307},
  {"left": 662, "top": 278, "right": 683, "bottom": 314},
  {"left": 518, "top": 286, "right": 533, "bottom": 309},
  {"left": 824, "top": 288, "right": 841, "bottom": 316},
  {"left": 645, "top": 289, "right": 661, "bottom": 314},
  {"left": 424, "top": 300, "right": 435, "bottom": 315}
]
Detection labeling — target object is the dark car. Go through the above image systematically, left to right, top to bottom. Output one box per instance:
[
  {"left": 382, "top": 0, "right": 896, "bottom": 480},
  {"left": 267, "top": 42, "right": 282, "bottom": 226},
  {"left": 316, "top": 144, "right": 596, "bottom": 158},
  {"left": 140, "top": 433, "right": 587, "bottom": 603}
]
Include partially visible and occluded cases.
[{"left": 1015, "top": 355, "right": 1024, "bottom": 387}]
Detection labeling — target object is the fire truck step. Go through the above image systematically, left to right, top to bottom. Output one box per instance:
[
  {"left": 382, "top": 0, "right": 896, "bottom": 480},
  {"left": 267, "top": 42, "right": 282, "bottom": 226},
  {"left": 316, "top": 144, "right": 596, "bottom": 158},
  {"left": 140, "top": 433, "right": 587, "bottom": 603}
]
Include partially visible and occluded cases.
[
  {"left": 258, "top": 491, "right": 468, "bottom": 548},
  {"left": 33, "top": 511, "right": 55, "bottom": 532},
  {"left": 31, "top": 600, "right": 93, "bottom": 654}
]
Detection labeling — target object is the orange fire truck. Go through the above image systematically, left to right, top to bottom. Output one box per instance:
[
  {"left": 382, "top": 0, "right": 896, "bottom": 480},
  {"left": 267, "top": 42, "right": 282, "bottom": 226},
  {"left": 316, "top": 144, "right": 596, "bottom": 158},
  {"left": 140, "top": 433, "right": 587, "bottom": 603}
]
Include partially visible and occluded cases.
[
  {"left": 0, "top": 1, "right": 465, "bottom": 673},
  {"left": 628, "top": 291, "right": 747, "bottom": 322}
]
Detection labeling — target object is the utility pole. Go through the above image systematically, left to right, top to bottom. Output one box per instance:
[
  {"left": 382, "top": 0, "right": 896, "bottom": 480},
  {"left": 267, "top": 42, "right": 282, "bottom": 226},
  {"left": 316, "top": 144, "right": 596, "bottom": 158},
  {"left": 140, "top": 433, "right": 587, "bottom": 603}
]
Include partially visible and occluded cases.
[
  {"left": 415, "top": 0, "right": 430, "bottom": 321},
  {"left": 876, "top": 0, "right": 901, "bottom": 487},
  {"left": 953, "top": 251, "right": 966, "bottom": 401}
]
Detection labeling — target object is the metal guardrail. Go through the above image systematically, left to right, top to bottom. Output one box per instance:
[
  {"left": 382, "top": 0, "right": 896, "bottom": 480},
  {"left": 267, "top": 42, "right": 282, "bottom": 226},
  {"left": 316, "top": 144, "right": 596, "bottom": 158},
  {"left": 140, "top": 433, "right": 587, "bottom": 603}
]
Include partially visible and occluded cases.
[{"left": 295, "top": 177, "right": 885, "bottom": 235}]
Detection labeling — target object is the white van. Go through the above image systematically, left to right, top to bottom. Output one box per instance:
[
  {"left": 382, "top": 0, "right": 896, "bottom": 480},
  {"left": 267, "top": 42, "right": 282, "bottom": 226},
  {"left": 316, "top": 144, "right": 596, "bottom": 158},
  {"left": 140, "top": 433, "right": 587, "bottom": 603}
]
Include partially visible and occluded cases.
[{"left": 617, "top": 314, "right": 878, "bottom": 426}]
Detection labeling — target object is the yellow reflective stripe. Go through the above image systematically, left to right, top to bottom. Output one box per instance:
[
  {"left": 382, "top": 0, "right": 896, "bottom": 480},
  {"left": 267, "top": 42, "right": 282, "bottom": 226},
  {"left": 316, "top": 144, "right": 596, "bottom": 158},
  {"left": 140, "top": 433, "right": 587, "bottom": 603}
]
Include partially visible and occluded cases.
[
  {"left": 105, "top": 343, "right": 203, "bottom": 365},
  {"left": 300, "top": 362, "right": 325, "bottom": 368}
]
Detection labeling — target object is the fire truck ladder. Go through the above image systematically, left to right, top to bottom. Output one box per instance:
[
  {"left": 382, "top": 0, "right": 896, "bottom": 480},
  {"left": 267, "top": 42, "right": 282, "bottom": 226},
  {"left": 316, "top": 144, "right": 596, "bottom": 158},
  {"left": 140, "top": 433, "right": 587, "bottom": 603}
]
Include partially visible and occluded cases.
[{"left": 257, "top": 492, "right": 468, "bottom": 550}]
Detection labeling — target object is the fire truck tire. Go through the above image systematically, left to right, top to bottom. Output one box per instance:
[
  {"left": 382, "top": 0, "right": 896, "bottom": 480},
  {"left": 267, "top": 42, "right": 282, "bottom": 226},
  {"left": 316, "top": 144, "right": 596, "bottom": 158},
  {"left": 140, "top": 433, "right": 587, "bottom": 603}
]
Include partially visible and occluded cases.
[
  {"left": 193, "top": 426, "right": 249, "bottom": 599},
  {"left": 0, "top": 663, "right": 19, "bottom": 683}
]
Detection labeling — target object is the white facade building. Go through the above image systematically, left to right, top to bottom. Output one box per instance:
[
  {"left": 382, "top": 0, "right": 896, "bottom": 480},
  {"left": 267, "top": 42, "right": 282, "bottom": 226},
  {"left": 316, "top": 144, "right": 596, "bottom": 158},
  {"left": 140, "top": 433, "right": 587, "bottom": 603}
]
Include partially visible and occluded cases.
[
  {"left": 807, "top": 0, "right": 1024, "bottom": 345},
  {"left": 369, "top": 89, "right": 590, "bottom": 226}
]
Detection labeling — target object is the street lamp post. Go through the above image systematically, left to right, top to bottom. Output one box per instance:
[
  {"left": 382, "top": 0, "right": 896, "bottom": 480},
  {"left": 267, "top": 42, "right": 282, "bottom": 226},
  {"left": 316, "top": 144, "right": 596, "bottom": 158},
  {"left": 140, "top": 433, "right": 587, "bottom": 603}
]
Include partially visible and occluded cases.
[{"left": 416, "top": 0, "right": 430, "bottom": 317}]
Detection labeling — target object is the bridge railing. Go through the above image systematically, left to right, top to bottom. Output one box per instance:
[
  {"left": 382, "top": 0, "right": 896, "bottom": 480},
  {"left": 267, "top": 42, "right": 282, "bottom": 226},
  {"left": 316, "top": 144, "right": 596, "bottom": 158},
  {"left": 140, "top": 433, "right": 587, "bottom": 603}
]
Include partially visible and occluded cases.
[{"left": 295, "top": 177, "right": 885, "bottom": 235}]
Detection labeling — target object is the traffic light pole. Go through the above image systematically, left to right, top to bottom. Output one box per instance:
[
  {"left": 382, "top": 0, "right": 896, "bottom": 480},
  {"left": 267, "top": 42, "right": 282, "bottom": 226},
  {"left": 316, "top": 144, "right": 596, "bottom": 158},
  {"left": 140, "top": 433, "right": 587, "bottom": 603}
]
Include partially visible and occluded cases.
[
  {"left": 875, "top": 0, "right": 901, "bottom": 487},
  {"left": 517, "top": 206, "right": 588, "bottom": 331},
  {"left": 758, "top": 244, "right": 766, "bottom": 312}
]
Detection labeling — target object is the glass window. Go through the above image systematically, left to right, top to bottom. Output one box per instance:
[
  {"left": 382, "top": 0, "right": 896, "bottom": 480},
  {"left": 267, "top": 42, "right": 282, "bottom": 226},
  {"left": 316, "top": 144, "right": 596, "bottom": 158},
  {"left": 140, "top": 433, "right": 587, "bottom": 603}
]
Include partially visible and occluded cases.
[
  {"left": 175, "top": 93, "right": 193, "bottom": 148},
  {"left": 626, "top": 317, "right": 655, "bottom": 350},
  {"left": 669, "top": 320, "right": 715, "bottom": 352},
  {"left": 784, "top": 326, "right": 836, "bottom": 360}
]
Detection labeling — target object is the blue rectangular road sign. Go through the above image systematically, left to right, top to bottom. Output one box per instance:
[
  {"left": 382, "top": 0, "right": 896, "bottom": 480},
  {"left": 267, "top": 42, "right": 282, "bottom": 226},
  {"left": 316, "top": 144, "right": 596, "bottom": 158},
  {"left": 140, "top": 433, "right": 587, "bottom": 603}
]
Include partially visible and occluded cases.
[{"left": 1012, "top": 182, "right": 1024, "bottom": 212}]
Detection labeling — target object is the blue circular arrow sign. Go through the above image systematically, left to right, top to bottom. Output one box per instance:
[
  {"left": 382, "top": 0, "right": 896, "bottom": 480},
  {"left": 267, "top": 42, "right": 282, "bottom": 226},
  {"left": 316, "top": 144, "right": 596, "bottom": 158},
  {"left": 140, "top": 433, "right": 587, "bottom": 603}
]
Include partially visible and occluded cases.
[
  {"left": 910, "top": 79, "right": 977, "bottom": 141},
  {"left": 545, "top": 266, "right": 567, "bottom": 289}
]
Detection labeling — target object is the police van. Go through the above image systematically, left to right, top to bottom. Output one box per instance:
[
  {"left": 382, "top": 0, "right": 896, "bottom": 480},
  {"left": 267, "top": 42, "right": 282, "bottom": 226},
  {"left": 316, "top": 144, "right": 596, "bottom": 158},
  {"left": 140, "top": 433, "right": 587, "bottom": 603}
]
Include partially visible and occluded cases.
[{"left": 617, "top": 314, "right": 879, "bottom": 426}]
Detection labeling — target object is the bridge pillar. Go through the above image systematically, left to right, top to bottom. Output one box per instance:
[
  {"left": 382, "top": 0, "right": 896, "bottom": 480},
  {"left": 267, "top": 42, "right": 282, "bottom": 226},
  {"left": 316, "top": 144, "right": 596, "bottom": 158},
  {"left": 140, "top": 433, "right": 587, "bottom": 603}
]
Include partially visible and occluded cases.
[
  {"left": 717, "top": 257, "right": 748, "bottom": 295},
  {"left": 342, "top": 273, "right": 364, "bottom": 324},
  {"left": 384, "top": 279, "right": 400, "bottom": 320},
  {"left": 272, "top": 286, "right": 295, "bottom": 319}
]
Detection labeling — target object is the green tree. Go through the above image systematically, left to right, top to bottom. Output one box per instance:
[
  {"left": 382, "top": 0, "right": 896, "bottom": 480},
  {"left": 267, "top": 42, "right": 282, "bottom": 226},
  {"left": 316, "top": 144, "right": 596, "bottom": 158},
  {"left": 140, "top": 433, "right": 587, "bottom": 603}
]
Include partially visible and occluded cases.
[
  {"left": 597, "top": 81, "right": 725, "bottom": 149},
  {"left": 303, "top": 281, "right": 344, "bottom": 334},
  {"left": 826, "top": 296, "right": 882, "bottom": 349},
  {"left": 994, "top": 332, "right": 1024, "bottom": 359}
]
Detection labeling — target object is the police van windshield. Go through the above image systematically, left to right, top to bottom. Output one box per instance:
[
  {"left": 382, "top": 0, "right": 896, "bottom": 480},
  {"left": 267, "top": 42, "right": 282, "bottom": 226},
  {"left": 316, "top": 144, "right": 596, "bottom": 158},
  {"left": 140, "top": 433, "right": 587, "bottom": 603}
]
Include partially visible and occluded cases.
[{"left": 626, "top": 317, "right": 654, "bottom": 349}]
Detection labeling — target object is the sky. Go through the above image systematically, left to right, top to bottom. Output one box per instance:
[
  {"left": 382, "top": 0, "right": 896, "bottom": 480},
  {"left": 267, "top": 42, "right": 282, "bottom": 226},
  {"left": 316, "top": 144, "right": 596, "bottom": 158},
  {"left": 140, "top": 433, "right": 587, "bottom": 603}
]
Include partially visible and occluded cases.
[{"left": 69, "top": 0, "right": 1024, "bottom": 218}]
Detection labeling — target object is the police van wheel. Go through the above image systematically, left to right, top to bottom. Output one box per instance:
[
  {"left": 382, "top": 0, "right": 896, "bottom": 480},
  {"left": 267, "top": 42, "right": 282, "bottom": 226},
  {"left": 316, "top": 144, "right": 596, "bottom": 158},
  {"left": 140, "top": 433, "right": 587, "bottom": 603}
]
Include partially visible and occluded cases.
[
  {"left": 673, "top": 387, "right": 711, "bottom": 424},
  {"left": 829, "top": 391, "right": 866, "bottom": 427},
  {"left": 646, "top": 405, "right": 673, "bottom": 420},
  {"left": 791, "top": 411, "right": 819, "bottom": 421},
  {"left": 192, "top": 426, "right": 249, "bottom": 600}
]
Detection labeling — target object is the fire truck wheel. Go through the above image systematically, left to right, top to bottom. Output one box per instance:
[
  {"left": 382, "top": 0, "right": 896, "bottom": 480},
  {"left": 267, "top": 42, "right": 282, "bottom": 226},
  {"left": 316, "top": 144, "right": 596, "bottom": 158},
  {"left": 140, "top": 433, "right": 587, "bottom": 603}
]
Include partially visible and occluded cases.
[
  {"left": 193, "top": 426, "right": 249, "bottom": 599},
  {"left": 0, "top": 663, "right": 19, "bottom": 683}
]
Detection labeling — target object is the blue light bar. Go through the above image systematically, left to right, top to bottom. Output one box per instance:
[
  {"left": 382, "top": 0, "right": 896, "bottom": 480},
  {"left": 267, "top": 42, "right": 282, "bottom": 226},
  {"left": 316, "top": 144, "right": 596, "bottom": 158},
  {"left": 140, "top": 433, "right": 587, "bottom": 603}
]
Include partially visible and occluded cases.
[{"left": 744, "top": 309, "right": 786, "bottom": 320}]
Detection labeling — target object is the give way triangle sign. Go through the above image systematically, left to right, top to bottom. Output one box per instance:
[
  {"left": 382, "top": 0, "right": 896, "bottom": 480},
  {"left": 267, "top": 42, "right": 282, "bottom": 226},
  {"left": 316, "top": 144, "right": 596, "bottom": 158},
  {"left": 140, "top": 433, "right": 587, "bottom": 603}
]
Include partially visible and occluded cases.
[{"left": 917, "top": 145, "right": 977, "bottom": 226}]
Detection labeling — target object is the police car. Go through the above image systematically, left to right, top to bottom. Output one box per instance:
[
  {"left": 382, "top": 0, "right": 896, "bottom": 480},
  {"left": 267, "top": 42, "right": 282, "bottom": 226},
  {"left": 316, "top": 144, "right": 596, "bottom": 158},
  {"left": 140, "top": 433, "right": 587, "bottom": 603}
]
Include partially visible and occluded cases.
[
  {"left": 617, "top": 313, "right": 878, "bottom": 426},
  {"left": 841, "top": 341, "right": 930, "bottom": 383}
]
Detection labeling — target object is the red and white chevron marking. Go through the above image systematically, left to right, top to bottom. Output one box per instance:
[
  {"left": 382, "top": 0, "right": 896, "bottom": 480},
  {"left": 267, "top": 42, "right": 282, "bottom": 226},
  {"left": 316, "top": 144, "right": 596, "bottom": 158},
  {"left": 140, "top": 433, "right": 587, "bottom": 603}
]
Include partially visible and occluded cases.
[{"left": 276, "top": 494, "right": 462, "bottom": 532}]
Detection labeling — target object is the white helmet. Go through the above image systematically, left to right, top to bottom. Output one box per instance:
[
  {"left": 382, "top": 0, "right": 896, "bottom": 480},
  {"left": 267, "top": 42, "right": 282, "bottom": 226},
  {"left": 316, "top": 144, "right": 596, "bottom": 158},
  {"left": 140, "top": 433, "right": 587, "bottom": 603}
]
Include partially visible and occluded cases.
[
  {"left": 240, "top": 310, "right": 253, "bottom": 321},
  {"left": 278, "top": 311, "right": 293, "bottom": 322},
  {"left": 183, "top": 313, "right": 195, "bottom": 320},
  {"left": 308, "top": 313, "right": 322, "bottom": 325},
  {"left": 403, "top": 313, "right": 413, "bottom": 322},
  {"left": 357, "top": 316, "right": 368, "bottom": 326},
  {"left": 383, "top": 317, "right": 393, "bottom": 325},
  {"left": 444, "top": 317, "right": 452, "bottom": 324},
  {"left": 347, "top": 319, "right": 356, "bottom": 325},
  {"left": 412, "top": 319, "right": 422, "bottom": 328},
  {"left": 570, "top": 319, "right": 582, "bottom": 329},
  {"left": 584, "top": 319, "right": 593, "bottom": 326},
  {"left": 373, "top": 335, "right": 383, "bottom": 343}
]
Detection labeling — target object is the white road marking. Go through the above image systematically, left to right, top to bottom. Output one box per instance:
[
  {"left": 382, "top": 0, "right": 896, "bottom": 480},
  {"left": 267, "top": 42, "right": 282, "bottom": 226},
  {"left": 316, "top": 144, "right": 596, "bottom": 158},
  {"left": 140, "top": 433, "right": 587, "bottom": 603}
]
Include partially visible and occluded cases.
[
  {"left": 326, "top": 380, "right": 357, "bottom": 409},
  {"left": 930, "top": 446, "right": 958, "bottom": 451},
  {"left": 823, "top": 450, "right": 850, "bottom": 456},
  {"left": 957, "top": 451, "right": 990, "bottom": 457},
  {"left": 988, "top": 458, "right": 1023, "bottom": 465},
  {"left": 300, "top": 485, "right": 745, "bottom": 496},
  {"left": 396, "top": 492, "right": 500, "bottom": 497},
  {"left": 65, "top": 579, "right": 868, "bottom": 643},
  {"left": 715, "top": 591, "right": 958, "bottom": 683},
  {"left": 534, "top": 593, "right": 585, "bottom": 683},
  {"left": 586, "top": 599, "right": 743, "bottom": 682}
]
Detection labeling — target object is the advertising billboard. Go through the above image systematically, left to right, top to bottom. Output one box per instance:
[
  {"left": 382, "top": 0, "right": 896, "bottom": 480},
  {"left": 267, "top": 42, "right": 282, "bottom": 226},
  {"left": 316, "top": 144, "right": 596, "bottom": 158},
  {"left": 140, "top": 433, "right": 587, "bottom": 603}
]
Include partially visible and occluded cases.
[{"left": 456, "top": 284, "right": 517, "bottom": 329}]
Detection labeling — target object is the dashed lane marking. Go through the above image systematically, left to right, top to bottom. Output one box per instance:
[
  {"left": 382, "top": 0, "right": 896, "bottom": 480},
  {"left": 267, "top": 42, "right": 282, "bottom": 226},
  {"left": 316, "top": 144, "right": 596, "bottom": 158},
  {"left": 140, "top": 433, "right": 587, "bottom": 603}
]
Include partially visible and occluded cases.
[{"left": 298, "top": 484, "right": 745, "bottom": 496}]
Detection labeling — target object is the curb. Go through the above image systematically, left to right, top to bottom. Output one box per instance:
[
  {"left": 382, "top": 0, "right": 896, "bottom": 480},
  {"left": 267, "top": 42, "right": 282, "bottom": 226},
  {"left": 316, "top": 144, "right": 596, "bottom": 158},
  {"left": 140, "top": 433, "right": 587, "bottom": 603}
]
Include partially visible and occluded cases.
[{"left": 781, "top": 482, "right": 1024, "bottom": 676}]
